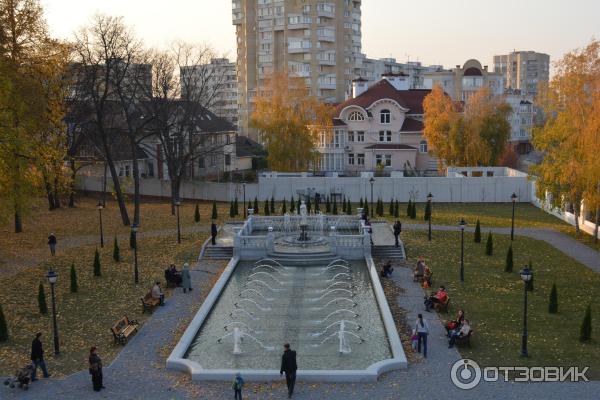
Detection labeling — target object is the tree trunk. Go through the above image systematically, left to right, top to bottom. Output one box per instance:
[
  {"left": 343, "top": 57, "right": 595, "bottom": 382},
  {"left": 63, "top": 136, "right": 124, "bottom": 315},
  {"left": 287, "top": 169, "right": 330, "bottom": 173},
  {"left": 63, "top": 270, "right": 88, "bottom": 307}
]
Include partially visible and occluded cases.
[
  {"left": 130, "top": 139, "right": 141, "bottom": 226},
  {"left": 106, "top": 157, "right": 130, "bottom": 226},
  {"left": 68, "top": 158, "right": 76, "bottom": 208},
  {"left": 43, "top": 172, "right": 55, "bottom": 211},
  {"left": 52, "top": 175, "right": 61, "bottom": 209},
  {"left": 170, "top": 176, "right": 181, "bottom": 216},
  {"left": 573, "top": 200, "right": 581, "bottom": 236},
  {"left": 594, "top": 206, "right": 599, "bottom": 244},
  {"left": 14, "top": 210, "right": 22, "bottom": 233}
]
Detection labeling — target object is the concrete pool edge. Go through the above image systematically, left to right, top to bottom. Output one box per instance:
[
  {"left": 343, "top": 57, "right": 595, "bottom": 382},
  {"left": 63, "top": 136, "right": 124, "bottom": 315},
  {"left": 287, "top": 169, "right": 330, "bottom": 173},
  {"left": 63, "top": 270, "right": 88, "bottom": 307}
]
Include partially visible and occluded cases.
[{"left": 166, "top": 256, "right": 408, "bottom": 382}]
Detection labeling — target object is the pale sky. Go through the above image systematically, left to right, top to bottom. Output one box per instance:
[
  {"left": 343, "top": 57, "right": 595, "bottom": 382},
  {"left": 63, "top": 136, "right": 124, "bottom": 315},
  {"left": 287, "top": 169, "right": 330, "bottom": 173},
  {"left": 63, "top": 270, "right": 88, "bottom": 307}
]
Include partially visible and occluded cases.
[{"left": 42, "top": 0, "right": 600, "bottom": 69}]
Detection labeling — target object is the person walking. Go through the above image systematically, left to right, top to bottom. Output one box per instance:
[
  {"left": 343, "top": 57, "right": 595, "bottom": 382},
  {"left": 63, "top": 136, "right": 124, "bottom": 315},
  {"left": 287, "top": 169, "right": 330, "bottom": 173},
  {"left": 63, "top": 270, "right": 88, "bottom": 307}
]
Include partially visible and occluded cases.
[
  {"left": 393, "top": 220, "right": 402, "bottom": 247},
  {"left": 211, "top": 222, "right": 218, "bottom": 246},
  {"left": 48, "top": 233, "right": 57, "bottom": 256},
  {"left": 181, "top": 263, "right": 192, "bottom": 294},
  {"left": 414, "top": 313, "right": 430, "bottom": 358},
  {"left": 30, "top": 332, "right": 50, "bottom": 381},
  {"left": 280, "top": 343, "right": 297, "bottom": 398},
  {"left": 88, "top": 346, "right": 103, "bottom": 392},
  {"left": 232, "top": 372, "right": 245, "bottom": 400}
]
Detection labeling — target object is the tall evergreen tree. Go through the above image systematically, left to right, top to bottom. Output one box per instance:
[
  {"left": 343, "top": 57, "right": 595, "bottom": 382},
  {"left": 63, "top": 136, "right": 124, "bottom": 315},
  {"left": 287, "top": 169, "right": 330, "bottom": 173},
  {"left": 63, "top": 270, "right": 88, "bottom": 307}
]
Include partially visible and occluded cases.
[
  {"left": 290, "top": 195, "right": 296, "bottom": 213},
  {"left": 270, "top": 196, "right": 275, "bottom": 214},
  {"left": 326, "top": 196, "right": 331, "bottom": 213},
  {"left": 341, "top": 196, "right": 346, "bottom": 214},
  {"left": 253, "top": 197, "right": 259, "bottom": 214},
  {"left": 297, "top": 197, "right": 301, "bottom": 214},
  {"left": 307, "top": 197, "right": 312, "bottom": 213},
  {"left": 315, "top": 197, "right": 320, "bottom": 213},
  {"left": 333, "top": 197, "right": 338, "bottom": 215},
  {"left": 234, "top": 198, "right": 239, "bottom": 216},
  {"left": 282, "top": 198, "right": 287, "bottom": 214},
  {"left": 359, "top": 198, "right": 364, "bottom": 209},
  {"left": 389, "top": 198, "right": 395, "bottom": 216},
  {"left": 346, "top": 199, "right": 352, "bottom": 215},
  {"left": 406, "top": 199, "right": 412, "bottom": 217},
  {"left": 212, "top": 200, "right": 218, "bottom": 219},
  {"left": 264, "top": 200, "right": 270, "bottom": 215},
  {"left": 394, "top": 200, "right": 400, "bottom": 218},
  {"left": 229, "top": 201, "right": 235, "bottom": 218},
  {"left": 364, "top": 201, "right": 369, "bottom": 217},
  {"left": 410, "top": 202, "right": 417, "bottom": 219},
  {"left": 194, "top": 203, "right": 200, "bottom": 223},
  {"left": 474, "top": 219, "right": 481, "bottom": 243},
  {"left": 485, "top": 232, "right": 494, "bottom": 256},
  {"left": 113, "top": 237, "right": 120, "bottom": 262},
  {"left": 505, "top": 245, "right": 513, "bottom": 272},
  {"left": 93, "top": 249, "right": 102, "bottom": 277},
  {"left": 70, "top": 263, "right": 78, "bottom": 293},
  {"left": 38, "top": 283, "right": 48, "bottom": 315},
  {"left": 548, "top": 283, "right": 558, "bottom": 314},
  {"left": 0, "top": 304, "right": 8, "bottom": 342},
  {"left": 580, "top": 304, "right": 592, "bottom": 342}
]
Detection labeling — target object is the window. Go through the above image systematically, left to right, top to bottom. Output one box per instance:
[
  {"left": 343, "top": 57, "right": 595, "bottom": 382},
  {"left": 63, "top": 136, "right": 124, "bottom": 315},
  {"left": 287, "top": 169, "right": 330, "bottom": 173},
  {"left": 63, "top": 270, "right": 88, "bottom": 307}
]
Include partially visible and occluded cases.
[
  {"left": 380, "top": 109, "right": 391, "bottom": 124},
  {"left": 348, "top": 111, "right": 364, "bottom": 121},
  {"left": 347, "top": 131, "right": 354, "bottom": 142},
  {"left": 356, "top": 131, "right": 365, "bottom": 142},
  {"left": 379, "top": 131, "right": 392, "bottom": 142},
  {"left": 419, "top": 140, "right": 428, "bottom": 153},
  {"left": 348, "top": 153, "right": 355, "bottom": 165},
  {"left": 357, "top": 153, "right": 365, "bottom": 165},
  {"left": 225, "top": 154, "right": 231, "bottom": 166},
  {"left": 376, "top": 155, "right": 392, "bottom": 167},
  {"left": 198, "top": 157, "right": 205, "bottom": 168},
  {"left": 147, "top": 162, "right": 154, "bottom": 177}
]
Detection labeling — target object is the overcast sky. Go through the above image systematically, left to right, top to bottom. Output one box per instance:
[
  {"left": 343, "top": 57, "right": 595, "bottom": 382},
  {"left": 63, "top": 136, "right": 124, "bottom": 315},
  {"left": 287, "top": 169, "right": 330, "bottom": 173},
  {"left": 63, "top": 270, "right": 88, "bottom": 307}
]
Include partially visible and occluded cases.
[{"left": 42, "top": 0, "right": 600, "bottom": 69}]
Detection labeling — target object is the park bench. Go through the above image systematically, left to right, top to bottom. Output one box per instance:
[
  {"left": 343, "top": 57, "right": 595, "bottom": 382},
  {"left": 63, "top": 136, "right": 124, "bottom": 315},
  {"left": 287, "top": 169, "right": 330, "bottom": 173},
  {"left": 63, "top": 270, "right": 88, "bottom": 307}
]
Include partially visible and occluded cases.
[
  {"left": 140, "top": 291, "right": 160, "bottom": 313},
  {"left": 434, "top": 297, "right": 450, "bottom": 313},
  {"left": 110, "top": 316, "right": 138, "bottom": 345},
  {"left": 453, "top": 329, "right": 473, "bottom": 347}
]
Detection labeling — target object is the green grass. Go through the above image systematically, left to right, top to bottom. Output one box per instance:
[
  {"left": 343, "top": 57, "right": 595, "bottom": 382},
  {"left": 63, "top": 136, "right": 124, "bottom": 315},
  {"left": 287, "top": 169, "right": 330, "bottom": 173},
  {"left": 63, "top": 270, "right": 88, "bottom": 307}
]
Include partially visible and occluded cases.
[{"left": 402, "top": 229, "right": 600, "bottom": 379}]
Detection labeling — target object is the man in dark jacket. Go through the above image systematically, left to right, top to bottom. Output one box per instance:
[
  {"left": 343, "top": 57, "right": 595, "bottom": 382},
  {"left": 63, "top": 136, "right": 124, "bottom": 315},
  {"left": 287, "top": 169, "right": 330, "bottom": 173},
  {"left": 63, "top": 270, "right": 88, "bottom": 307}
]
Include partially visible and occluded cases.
[
  {"left": 393, "top": 220, "right": 402, "bottom": 247},
  {"left": 211, "top": 222, "right": 218, "bottom": 245},
  {"left": 48, "top": 233, "right": 57, "bottom": 256},
  {"left": 31, "top": 332, "right": 50, "bottom": 380},
  {"left": 280, "top": 343, "right": 297, "bottom": 398}
]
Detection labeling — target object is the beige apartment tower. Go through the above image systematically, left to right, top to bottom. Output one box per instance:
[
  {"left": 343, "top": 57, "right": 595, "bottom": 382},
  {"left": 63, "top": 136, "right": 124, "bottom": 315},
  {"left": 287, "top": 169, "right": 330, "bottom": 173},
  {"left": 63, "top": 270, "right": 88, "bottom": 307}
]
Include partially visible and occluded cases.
[
  {"left": 233, "top": 0, "right": 363, "bottom": 137},
  {"left": 493, "top": 51, "right": 550, "bottom": 96}
]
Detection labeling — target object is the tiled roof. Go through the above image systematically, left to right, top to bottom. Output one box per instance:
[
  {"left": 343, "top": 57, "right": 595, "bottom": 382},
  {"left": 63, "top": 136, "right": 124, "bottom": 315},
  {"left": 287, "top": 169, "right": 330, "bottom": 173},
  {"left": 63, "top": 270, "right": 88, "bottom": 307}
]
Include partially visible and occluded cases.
[
  {"left": 335, "top": 80, "right": 431, "bottom": 115},
  {"left": 400, "top": 117, "right": 423, "bottom": 132},
  {"left": 333, "top": 118, "right": 347, "bottom": 126},
  {"left": 236, "top": 136, "right": 265, "bottom": 158},
  {"left": 364, "top": 144, "right": 417, "bottom": 150}
]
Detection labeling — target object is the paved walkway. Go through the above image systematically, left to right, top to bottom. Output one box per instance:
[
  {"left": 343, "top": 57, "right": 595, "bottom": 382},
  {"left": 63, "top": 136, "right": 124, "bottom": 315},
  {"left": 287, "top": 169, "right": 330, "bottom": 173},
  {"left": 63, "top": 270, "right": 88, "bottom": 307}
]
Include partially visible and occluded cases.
[
  {"left": 371, "top": 222, "right": 397, "bottom": 246},
  {"left": 404, "top": 223, "right": 600, "bottom": 273}
]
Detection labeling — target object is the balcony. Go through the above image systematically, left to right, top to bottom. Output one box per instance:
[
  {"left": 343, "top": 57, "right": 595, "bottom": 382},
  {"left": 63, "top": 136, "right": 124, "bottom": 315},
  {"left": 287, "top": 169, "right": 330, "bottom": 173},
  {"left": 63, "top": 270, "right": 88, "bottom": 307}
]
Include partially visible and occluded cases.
[
  {"left": 232, "top": 12, "right": 243, "bottom": 25},
  {"left": 318, "top": 59, "right": 336, "bottom": 66},
  {"left": 318, "top": 81, "right": 337, "bottom": 90}
]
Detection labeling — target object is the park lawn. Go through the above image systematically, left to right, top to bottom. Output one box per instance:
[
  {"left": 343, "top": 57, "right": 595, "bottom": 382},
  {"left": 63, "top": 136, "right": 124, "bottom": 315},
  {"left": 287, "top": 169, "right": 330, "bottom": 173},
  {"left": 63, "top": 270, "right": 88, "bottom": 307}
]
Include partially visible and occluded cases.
[
  {"left": 0, "top": 196, "right": 238, "bottom": 267},
  {"left": 402, "top": 229, "right": 600, "bottom": 379},
  {"left": 0, "top": 230, "right": 213, "bottom": 377}
]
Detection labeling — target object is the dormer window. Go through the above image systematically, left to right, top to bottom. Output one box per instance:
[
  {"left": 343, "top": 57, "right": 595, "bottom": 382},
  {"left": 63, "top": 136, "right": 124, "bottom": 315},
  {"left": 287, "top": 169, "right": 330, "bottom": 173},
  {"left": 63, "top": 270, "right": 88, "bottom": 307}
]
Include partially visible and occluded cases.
[
  {"left": 380, "top": 109, "right": 391, "bottom": 124},
  {"left": 348, "top": 111, "right": 365, "bottom": 121}
]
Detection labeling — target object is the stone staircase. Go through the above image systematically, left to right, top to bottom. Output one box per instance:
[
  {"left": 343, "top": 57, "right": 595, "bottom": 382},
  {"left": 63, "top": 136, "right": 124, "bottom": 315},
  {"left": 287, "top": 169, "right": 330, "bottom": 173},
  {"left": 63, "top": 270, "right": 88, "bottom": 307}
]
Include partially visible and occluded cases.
[
  {"left": 371, "top": 245, "right": 406, "bottom": 261},
  {"left": 201, "top": 246, "right": 233, "bottom": 261},
  {"left": 266, "top": 250, "right": 339, "bottom": 267}
]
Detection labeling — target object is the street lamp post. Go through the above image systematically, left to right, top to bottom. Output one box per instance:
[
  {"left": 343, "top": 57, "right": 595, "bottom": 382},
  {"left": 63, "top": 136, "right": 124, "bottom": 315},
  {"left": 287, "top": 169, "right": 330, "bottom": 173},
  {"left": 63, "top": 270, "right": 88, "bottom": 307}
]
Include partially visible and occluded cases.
[
  {"left": 369, "top": 177, "right": 375, "bottom": 218},
  {"left": 242, "top": 181, "right": 247, "bottom": 219},
  {"left": 427, "top": 193, "right": 433, "bottom": 241},
  {"left": 511, "top": 193, "right": 518, "bottom": 241},
  {"left": 175, "top": 199, "right": 181, "bottom": 244},
  {"left": 96, "top": 202, "right": 104, "bottom": 248},
  {"left": 459, "top": 218, "right": 467, "bottom": 282},
  {"left": 131, "top": 223, "right": 139, "bottom": 284},
  {"left": 519, "top": 266, "right": 533, "bottom": 357},
  {"left": 46, "top": 269, "right": 60, "bottom": 355}
]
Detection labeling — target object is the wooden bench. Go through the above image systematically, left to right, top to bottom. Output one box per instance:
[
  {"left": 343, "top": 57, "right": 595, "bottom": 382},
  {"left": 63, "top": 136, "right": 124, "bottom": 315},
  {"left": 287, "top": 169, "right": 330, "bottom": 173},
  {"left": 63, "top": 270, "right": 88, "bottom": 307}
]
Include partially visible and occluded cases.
[
  {"left": 140, "top": 292, "right": 160, "bottom": 313},
  {"left": 434, "top": 297, "right": 450, "bottom": 313},
  {"left": 110, "top": 316, "right": 138, "bottom": 344},
  {"left": 453, "top": 330, "right": 473, "bottom": 347}
]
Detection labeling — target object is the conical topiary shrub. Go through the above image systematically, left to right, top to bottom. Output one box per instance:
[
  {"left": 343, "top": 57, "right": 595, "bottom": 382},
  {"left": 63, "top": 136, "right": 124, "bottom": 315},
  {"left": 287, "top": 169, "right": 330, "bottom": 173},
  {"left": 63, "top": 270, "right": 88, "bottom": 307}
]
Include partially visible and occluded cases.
[
  {"left": 270, "top": 196, "right": 275, "bottom": 214},
  {"left": 290, "top": 196, "right": 295, "bottom": 213},
  {"left": 326, "top": 196, "right": 331, "bottom": 213},
  {"left": 253, "top": 197, "right": 259, "bottom": 214},
  {"left": 297, "top": 197, "right": 301, "bottom": 214},
  {"left": 333, "top": 197, "right": 338, "bottom": 215},
  {"left": 341, "top": 197, "right": 347, "bottom": 214},
  {"left": 234, "top": 198, "right": 239, "bottom": 216},
  {"left": 282, "top": 198, "right": 287, "bottom": 215},
  {"left": 389, "top": 198, "right": 395, "bottom": 216},
  {"left": 346, "top": 199, "right": 352, "bottom": 215},
  {"left": 406, "top": 199, "right": 412, "bottom": 217},
  {"left": 212, "top": 200, "right": 218, "bottom": 220},
  {"left": 264, "top": 200, "right": 270, "bottom": 216},
  {"left": 394, "top": 200, "right": 400, "bottom": 218},
  {"left": 229, "top": 201, "right": 235, "bottom": 218},
  {"left": 363, "top": 201, "right": 369, "bottom": 217},
  {"left": 410, "top": 202, "right": 417, "bottom": 219},
  {"left": 194, "top": 203, "right": 200, "bottom": 223},
  {"left": 474, "top": 219, "right": 481, "bottom": 243},
  {"left": 485, "top": 232, "right": 493, "bottom": 256},
  {"left": 113, "top": 237, "right": 120, "bottom": 262},
  {"left": 505, "top": 245, "right": 513, "bottom": 272},
  {"left": 93, "top": 248, "right": 102, "bottom": 277},
  {"left": 70, "top": 263, "right": 78, "bottom": 293},
  {"left": 38, "top": 283, "right": 48, "bottom": 315},
  {"left": 549, "top": 283, "right": 558, "bottom": 314},
  {"left": 0, "top": 304, "right": 8, "bottom": 342},
  {"left": 580, "top": 304, "right": 592, "bottom": 342}
]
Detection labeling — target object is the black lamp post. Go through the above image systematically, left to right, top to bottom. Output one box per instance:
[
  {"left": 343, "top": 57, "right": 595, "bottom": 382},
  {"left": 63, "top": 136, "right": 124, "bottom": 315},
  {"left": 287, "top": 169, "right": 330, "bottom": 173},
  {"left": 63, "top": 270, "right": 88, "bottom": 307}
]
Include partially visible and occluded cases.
[
  {"left": 369, "top": 177, "right": 375, "bottom": 218},
  {"left": 242, "top": 181, "right": 247, "bottom": 219},
  {"left": 427, "top": 193, "right": 433, "bottom": 241},
  {"left": 511, "top": 193, "right": 518, "bottom": 241},
  {"left": 175, "top": 199, "right": 181, "bottom": 244},
  {"left": 96, "top": 202, "right": 104, "bottom": 248},
  {"left": 459, "top": 218, "right": 467, "bottom": 282},
  {"left": 131, "top": 223, "right": 139, "bottom": 284},
  {"left": 519, "top": 266, "right": 533, "bottom": 357},
  {"left": 46, "top": 269, "right": 60, "bottom": 355}
]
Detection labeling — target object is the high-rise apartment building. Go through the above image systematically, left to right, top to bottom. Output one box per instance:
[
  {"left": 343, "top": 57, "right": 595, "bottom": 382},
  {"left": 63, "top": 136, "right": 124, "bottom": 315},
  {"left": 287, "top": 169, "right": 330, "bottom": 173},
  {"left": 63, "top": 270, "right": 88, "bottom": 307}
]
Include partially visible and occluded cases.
[
  {"left": 233, "top": 0, "right": 363, "bottom": 137},
  {"left": 493, "top": 51, "right": 550, "bottom": 96},
  {"left": 355, "top": 55, "right": 443, "bottom": 89}
]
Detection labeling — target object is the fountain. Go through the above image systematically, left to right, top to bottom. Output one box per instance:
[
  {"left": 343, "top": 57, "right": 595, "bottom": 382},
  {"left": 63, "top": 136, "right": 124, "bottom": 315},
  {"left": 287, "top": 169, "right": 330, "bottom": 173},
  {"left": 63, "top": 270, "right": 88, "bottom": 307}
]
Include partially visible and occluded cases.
[
  {"left": 298, "top": 200, "right": 309, "bottom": 242},
  {"left": 239, "top": 288, "right": 273, "bottom": 302},
  {"left": 235, "top": 299, "right": 272, "bottom": 312}
]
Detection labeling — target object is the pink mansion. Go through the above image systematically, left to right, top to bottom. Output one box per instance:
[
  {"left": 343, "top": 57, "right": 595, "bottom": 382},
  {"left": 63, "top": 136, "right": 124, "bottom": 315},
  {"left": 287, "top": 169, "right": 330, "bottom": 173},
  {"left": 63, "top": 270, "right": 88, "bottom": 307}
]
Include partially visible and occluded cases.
[{"left": 316, "top": 74, "right": 438, "bottom": 174}]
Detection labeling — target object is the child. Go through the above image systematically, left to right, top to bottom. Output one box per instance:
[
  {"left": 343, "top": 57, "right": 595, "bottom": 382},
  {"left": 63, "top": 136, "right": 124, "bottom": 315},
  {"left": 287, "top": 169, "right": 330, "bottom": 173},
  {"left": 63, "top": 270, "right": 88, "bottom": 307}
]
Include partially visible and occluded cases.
[
  {"left": 411, "top": 329, "right": 419, "bottom": 351},
  {"left": 232, "top": 372, "right": 244, "bottom": 400}
]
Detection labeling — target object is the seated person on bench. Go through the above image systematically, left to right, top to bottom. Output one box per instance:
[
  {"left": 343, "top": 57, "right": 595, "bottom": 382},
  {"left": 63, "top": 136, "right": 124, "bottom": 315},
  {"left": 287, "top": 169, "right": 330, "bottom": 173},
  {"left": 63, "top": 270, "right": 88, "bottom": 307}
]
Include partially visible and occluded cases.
[
  {"left": 414, "top": 256, "right": 426, "bottom": 281},
  {"left": 380, "top": 260, "right": 394, "bottom": 278},
  {"left": 165, "top": 264, "right": 182, "bottom": 286},
  {"left": 151, "top": 281, "right": 165, "bottom": 306},
  {"left": 424, "top": 286, "right": 448, "bottom": 311},
  {"left": 445, "top": 309, "right": 465, "bottom": 336},
  {"left": 448, "top": 319, "right": 471, "bottom": 348}
]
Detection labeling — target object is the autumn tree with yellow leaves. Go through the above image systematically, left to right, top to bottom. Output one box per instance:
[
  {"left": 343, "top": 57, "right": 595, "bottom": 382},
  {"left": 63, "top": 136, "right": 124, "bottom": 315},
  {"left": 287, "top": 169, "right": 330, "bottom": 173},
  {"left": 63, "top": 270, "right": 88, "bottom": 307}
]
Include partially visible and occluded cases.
[
  {"left": 533, "top": 39, "right": 600, "bottom": 240},
  {"left": 250, "top": 71, "right": 333, "bottom": 172},
  {"left": 423, "top": 85, "right": 512, "bottom": 169}
]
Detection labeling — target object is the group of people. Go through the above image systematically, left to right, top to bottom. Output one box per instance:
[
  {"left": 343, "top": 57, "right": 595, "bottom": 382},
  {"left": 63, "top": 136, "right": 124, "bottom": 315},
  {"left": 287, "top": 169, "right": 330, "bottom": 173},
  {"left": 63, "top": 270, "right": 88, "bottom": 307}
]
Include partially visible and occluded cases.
[
  {"left": 413, "top": 256, "right": 432, "bottom": 287},
  {"left": 164, "top": 263, "right": 193, "bottom": 293},
  {"left": 445, "top": 309, "right": 471, "bottom": 348}
]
